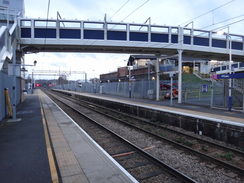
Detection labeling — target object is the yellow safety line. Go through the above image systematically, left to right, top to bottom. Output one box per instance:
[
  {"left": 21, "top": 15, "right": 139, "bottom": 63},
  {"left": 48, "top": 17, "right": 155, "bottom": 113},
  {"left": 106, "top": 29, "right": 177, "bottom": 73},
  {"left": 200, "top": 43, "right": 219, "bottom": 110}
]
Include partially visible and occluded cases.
[{"left": 39, "top": 96, "right": 59, "bottom": 183}]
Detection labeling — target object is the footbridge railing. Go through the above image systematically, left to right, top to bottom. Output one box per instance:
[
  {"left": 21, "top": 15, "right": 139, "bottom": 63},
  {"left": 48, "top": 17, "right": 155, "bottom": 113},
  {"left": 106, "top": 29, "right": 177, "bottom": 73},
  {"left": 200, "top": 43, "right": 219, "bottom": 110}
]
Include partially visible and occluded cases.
[
  {"left": 19, "top": 18, "right": 244, "bottom": 60},
  {"left": 213, "top": 62, "right": 244, "bottom": 74}
]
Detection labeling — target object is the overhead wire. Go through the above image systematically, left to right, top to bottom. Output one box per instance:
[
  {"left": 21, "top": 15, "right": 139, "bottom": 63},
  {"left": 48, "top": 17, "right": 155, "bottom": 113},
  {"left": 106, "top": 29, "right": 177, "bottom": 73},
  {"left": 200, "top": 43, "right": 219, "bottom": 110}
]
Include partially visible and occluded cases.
[
  {"left": 41, "top": 0, "right": 51, "bottom": 73},
  {"left": 46, "top": 0, "right": 51, "bottom": 21},
  {"left": 74, "top": 0, "right": 131, "bottom": 57},
  {"left": 77, "top": 0, "right": 242, "bottom": 60},
  {"left": 84, "top": 0, "right": 150, "bottom": 48},
  {"left": 106, "top": 0, "right": 150, "bottom": 33},
  {"left": 107, "top": 0, "right": 130, "bottom": 21},
  {"left": 120, "top": 0, "right": 150, "bottom": 22},
  {"left": 129, "top": 0, "right": 239, "bottom": 53},
  {"left": 133, "top": 0, "right": 242, "bottom": 51},
  {"left": 180, "top": 0, "right": 236, "bottom": 26},
  {"left": 200, "top": 14, "right": 244, "bottom": 30},
  {"left": 154, "top": 18, "right": 244, "bottom": 53},
  {"left": 210, "top": 18, "right": 244, "bottom": 34}
]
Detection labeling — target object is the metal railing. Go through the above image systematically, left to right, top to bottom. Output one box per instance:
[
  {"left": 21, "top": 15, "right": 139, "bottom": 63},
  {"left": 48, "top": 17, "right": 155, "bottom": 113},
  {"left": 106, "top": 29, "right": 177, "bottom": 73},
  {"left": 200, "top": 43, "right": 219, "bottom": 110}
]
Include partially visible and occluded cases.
[
  {"left": 18, "top": 18, "right": 244, "bottom": 56},
  {"left": 0, "top": 20, "right": 18, "bottom": 70},
  {"left": 213, "top": 62, "right": 244, "bottom": 74}
]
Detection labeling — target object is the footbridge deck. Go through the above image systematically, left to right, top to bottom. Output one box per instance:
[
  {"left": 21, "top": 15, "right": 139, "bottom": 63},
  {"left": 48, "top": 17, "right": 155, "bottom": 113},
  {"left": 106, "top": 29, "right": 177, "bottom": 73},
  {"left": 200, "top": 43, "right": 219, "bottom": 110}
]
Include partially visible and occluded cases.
[{"left": 19, "top": 18, "right": 244, "bottom": 61}]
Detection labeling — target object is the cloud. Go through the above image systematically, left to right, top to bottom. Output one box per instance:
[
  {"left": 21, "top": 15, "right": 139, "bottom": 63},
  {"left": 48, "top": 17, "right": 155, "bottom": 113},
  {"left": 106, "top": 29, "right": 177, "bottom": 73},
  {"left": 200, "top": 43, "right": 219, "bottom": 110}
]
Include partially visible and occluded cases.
[{"left": 25, "top": 52, "right": 129, "bottom": 80}]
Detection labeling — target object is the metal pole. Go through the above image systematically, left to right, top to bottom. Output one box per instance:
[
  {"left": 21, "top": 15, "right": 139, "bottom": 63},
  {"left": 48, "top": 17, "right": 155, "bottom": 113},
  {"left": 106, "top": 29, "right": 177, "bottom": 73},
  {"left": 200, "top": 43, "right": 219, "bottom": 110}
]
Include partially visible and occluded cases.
[
  {"left": 228, "top": 32, "right": 232, "bottom": 111},
  {"left": 12, "top": 46, "right": 17, "bottom": 119},
  {"left": 178, "top": 49, "right": 183, "bottom": 103},
  {"left": 156, "top": 56, "right": 160, "bottom": 101},
  {"left": 148, "top": 62, "right": 151, "bottom": 90},
  {"left": 129, "top": 66, "right": 131, "bottom": 98},
  {"left": 32, "top": 71, "right": 34, "bottom": 94},
  {"left": 170, "top": 75, "right": 173, "bottom": 106},
  {"left": 211, "top": 78, "right": 214, "bottom": 108},
  {"left": 243, "top": 89, "right": 244, "bottom": 113}
]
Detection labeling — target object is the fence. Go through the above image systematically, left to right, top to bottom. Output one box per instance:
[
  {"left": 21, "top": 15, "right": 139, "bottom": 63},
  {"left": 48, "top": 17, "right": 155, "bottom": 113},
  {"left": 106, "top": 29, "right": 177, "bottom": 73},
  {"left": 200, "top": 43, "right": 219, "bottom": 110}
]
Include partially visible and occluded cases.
[
  {"left": 54, "top": 78, "right": 244, "bottom": 112},
  {"left": 183, "top": 79, "right": 244, "bottom": 111},
  {"left": 211, "top": 79, "right": 244, "bottom": 111},
  {"left": 55, "top": 80, "right": 157, "bottom": 99},
  {"left": 182, "top": 82, "right": 212, "bottom": 107}
]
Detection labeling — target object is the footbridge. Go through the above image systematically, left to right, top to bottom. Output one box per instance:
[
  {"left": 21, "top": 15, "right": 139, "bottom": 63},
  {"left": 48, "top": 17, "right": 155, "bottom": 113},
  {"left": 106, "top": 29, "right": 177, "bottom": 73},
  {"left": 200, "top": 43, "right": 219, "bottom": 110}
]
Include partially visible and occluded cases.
[{"left": 18, "top": 18, "right": 244, "bottom": 61}]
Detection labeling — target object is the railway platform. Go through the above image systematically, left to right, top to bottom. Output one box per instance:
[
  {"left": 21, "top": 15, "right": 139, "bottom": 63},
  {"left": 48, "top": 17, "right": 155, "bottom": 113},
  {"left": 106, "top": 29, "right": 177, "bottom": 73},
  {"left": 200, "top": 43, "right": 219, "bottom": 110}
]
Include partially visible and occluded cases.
[
  {"left": 55, "top": 89, "right": 243, "bottom": 147},
  {"left": 0, "top": 90, "right": 137, "bottom": 183},
  {"left": 62, "top": 90, "right": 244, "bottom": 126}
]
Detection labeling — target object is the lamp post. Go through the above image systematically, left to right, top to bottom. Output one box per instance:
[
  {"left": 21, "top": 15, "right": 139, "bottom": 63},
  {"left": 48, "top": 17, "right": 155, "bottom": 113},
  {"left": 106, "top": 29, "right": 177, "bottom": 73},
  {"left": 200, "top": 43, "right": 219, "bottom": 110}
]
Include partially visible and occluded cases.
[
  {"left": 217, "top": 27, "right": 232, "bottom": 111},
  {"left": 128, "top": 65, "right": 132, "bottom": 98}
]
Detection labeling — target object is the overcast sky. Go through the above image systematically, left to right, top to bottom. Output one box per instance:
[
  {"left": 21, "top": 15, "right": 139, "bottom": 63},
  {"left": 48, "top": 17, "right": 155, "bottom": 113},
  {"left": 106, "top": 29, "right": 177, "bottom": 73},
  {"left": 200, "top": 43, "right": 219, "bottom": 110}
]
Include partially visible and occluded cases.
[{"left": 23, "top": 0, "right": 244, "bottom": 80}]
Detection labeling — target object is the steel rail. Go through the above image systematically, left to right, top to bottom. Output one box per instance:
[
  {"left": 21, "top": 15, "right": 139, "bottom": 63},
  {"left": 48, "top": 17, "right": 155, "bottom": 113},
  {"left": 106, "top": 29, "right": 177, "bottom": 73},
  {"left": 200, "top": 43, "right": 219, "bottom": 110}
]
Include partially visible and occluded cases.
[
  {"left": 44, "top": 89, "right": 197, "bottom": 183},
  {"left": 51, "top": 89, "right": 244, "bottom": 176}
]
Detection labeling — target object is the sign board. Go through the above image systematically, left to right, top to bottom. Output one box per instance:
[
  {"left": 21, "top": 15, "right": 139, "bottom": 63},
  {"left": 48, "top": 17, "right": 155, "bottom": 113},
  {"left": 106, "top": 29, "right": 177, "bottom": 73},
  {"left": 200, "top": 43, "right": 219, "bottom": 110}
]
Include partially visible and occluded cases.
[
  {"left": 212, "top": 73, "right": 244, "bottom": 79},
  {"left": 202, "top": 85, "right": 208, "bottom": 93}
]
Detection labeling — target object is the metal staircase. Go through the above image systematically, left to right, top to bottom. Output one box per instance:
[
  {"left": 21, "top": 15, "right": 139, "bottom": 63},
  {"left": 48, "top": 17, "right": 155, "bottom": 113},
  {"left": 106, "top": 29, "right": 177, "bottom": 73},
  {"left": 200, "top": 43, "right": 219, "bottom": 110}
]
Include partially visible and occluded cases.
[{"left": 0, "top": 9, "right": 19, "bottom": 71}]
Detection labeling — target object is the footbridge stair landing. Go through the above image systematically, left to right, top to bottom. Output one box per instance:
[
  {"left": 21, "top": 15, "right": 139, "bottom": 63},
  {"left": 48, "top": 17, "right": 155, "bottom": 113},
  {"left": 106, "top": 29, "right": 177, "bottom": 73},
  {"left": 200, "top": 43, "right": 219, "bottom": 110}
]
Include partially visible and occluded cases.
[{"left": 19, "top": 18, "right": 244, "bottom": 61}]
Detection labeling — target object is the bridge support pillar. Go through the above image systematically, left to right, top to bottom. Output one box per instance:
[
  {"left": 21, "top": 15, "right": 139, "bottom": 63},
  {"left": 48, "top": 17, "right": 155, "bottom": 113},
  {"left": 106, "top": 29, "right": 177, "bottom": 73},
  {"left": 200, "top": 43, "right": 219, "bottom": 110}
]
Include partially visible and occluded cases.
[{"left": 177, "top": 49, "right": 183, "bottom": 103}]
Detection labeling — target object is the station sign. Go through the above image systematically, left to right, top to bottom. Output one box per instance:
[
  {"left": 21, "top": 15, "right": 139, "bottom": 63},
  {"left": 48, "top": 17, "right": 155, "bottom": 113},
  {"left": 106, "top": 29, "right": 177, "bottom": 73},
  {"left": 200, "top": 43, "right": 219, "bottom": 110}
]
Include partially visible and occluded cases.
[{"left": 212, "top": 73, "right": 244, "bottom": 79}]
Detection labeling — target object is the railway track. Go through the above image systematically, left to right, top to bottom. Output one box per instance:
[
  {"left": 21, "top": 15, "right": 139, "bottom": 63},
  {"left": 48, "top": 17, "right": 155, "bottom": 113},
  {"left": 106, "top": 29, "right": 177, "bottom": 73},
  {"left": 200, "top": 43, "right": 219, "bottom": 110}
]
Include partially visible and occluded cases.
[
  {"left": 44, "top": 89, "right": 196, "bottom": 183},
  {"left": 45, "top": 89, "right": 244, "bottom": 182},
  {"left": 52, "top": 89, "right": 244, "bottom": 173}
]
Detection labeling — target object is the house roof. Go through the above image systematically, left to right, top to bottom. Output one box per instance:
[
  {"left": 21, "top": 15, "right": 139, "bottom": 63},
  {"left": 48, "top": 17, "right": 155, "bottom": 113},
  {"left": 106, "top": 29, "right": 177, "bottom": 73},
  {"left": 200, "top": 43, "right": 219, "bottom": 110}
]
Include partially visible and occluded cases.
[{"left": 127, "top": 55, "right": 157, "bottom": 66}]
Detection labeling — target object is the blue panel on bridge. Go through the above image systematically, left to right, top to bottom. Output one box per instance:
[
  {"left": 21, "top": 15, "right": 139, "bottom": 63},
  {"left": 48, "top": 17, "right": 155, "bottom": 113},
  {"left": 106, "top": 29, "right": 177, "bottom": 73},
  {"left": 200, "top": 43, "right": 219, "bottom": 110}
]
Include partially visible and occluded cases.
[
  {"left": 21, "top": 28, "right": 31, "bottom": 38},
  {"left": 35, "top": 28, "right": 56, "bottom": 38},
  {"left": 60, "top": 29, "right": 81, "bottom": 39},
  {"left": 84, "top": 30, "right": 104, "bottom": 39},
  {"left": 107, "top": 31, "right": 126, "bottom": 41},
  {"left": 130, "top": 32, "right": 148, "bottom": 41},
  {"left": 151, "top": 33, "right": 169, "bottom": 43},
  {"left": 171, "top": 35, "right": 178, "bottom": 43},
  {"left": 183, "top": 35, "right": 191, "bottom": 44},
  {"left": 193, "top": 37, "right": 209, "bottom": 46},
  {"left": 212, "top": 39, "right": 226, "bottom": 48},
  {"left": 232, "top": 41, "right": 243, "bottom": 50},
  {"left": 213, "top": 63, "right": 244, "bottom": 72},
  {"left": 213, "top": 65, "right": 228, "bottom": 72}
]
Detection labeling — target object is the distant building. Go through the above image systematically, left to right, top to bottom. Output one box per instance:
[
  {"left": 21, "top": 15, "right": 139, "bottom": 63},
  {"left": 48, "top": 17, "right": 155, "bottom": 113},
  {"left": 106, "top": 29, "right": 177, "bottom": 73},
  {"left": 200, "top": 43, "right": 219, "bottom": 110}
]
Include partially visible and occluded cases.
[
  {"left": 100, "top": 54, "right": 243, "bottom": 82},
  {"left": 100, "top": 54, "right": 179, "bottom": 82},
  {"left": 100, "top": 55, "right": 157, "bottom": 82},
  {"left": 127, "top": 55, "right": 157, "bottom": 69}
]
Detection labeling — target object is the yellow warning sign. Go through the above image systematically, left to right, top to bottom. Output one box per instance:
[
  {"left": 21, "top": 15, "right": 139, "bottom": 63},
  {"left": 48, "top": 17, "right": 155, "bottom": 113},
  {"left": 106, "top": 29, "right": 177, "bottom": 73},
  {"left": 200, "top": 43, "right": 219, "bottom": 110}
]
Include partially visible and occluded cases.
[{"left": 5, "top": 88, "right": 12, "bottom": 117}]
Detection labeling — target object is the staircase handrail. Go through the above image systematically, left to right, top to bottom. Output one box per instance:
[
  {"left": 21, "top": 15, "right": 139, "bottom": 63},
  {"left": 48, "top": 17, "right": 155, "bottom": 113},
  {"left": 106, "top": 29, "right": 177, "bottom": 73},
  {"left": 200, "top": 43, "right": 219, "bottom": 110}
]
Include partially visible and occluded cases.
[
  {"left": 0, "top": 20, "right": 18, "bottom": 70},
  {"left": 193, "top": 71, "right": 211, "bottom": 81}
]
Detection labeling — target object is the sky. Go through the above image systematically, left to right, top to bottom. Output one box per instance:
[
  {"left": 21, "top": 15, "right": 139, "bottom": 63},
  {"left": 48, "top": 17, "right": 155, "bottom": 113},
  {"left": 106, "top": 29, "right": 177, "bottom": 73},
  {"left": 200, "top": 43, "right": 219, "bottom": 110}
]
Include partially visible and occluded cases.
[{"left": 23, "top": 0, "right": 244, "bottom": 80}]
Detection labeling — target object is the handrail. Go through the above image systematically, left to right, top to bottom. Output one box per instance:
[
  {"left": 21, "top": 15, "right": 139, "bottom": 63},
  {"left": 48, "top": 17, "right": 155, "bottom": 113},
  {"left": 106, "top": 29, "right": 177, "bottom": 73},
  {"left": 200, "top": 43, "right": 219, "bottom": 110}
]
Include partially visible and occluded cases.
[
  {"left": 0, "top": 18, "right": 18, "bottom": 70},
  {"left": 18, "top": 18, "right": 244, "bottom": 59},
  {"left": 19, "top": 18, "right": 244, "bottom": 41},
  {"left": 9, "top": 21, "right": 17, "bottom": 35},
  {"left": 0, "top": 26, "right": 7, "bottom": 38},
  {"left": 213, "top": 62, "right": 244, "bottom": 73}
]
